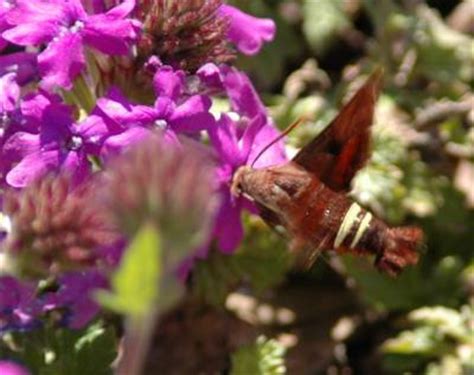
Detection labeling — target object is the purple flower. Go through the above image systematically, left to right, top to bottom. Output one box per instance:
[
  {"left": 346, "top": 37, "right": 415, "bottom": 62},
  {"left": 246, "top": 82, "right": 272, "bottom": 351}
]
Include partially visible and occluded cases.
[
  {"left": 2, "top": 0, "right": 140, "bottom": 89},
  {"left": 0, "top": 1, "right": 15, "bottom": 51},
  {"left": 219, "top": 5, "right": 276, "bottom": 55},
  {"left": 0, "top": 52, "right": 38, "bottom": 86},
  {"left": 152, "top": 63, "right": 186, "bottom": 101},
  {"left": 197, "top": 64, "right": 268, "bottom": 119},
  {"left": 197, "top": 65, "right": 286, "bottom": 252},
  {"left": 0, "top": 72, "right": 26, "bottom": 183},
  {"left": 0, "top": 73, "right": 39, "bottom": 184},
  {"left": 95, "top": 82, "right": 214, "bottom": 157},
  {"left": 4, "top": 94, "right": 109, "bottom": 187},
  {"left": 209, "top": 114, "right": 285, "bottom": 252},
  {"left": 43, "top": 271, "right": 108, "bottom": 329},
  {"left": 0, "top": 276, "right": 42, "bottom": 332},
  {"left": 0, "top": 361, "right": 30, "bottom": 375}
]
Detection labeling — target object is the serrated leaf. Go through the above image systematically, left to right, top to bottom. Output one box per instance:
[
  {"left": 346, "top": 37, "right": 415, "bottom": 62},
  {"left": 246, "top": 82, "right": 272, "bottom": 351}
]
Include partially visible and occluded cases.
[{"left": 97, "top": 223, "right": 161, "bottom": 317}]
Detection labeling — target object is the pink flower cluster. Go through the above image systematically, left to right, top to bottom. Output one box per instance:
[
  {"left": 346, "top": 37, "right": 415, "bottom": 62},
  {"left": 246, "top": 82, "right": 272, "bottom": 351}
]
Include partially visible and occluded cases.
[{"left": 0, "top": 0, "right": 284, "bottom": 339}]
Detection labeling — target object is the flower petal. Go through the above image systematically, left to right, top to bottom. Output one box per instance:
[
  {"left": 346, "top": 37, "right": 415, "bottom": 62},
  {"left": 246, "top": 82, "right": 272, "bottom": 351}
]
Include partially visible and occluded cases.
[
  {"left": 83, "top": 1, "right": 139, "bottom": 56},
  {"left": 219, "top": 5, "right": 275, "bottom": 55},
  {"left": 38, "top": 32, "right": 85, "bottom": 90},
  {"left": 0, "top": 52, "right": 38, "bottom": 86},
  {"left": 152, "top": 65, "right": 185, "bottom": 101},
  {"left": 221, "top": 66, "right": 265, "bottom": 118},
  {"left": 0, "top": 73, "right": 20, "bottom": 113},
  {"left": 96, "top": 88, "right": 157, "bottom": 128},
  {"left": 170, "top": 96, "right": 214, "bottom": 133},
  {"left": 208, "top": 114, "right": 241, "bottom": 167},
  {"left": 248, "top": 122, "right": 287, "bottom": 169},
  {"left": 101, "top": 127, "right": 150, "bottom": 158},
  {"left": 3, "top": 132, "right": 41, "bottom": 160},
  {"left": 6, "top": 150, "right": 59, "bottom": 187},
  {"left": 213, "top": 190, "right": 244, "bottom": 253}
]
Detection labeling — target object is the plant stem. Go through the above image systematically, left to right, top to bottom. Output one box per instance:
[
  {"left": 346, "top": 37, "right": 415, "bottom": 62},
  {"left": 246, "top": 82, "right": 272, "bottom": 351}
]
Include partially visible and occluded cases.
[{"left": 117, "top": 312, "right": 157, "bottom": 375}]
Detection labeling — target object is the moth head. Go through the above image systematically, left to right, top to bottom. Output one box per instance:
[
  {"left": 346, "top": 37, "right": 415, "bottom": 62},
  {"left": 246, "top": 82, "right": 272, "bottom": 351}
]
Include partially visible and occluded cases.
[{"left": 232, "top": 164, "right": 311, "bottom": 215}]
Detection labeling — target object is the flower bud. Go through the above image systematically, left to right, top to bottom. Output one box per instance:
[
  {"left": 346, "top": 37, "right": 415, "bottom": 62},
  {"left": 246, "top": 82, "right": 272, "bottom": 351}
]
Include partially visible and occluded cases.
[
  {"left": 136, "top": 0, "right": 235, "bottom": 72},
  {"left": 103, "top": 134, "right": 218, "bottom": 260},
  {"left": 3, "top": 173, "right": 119, "bottom": 277}
]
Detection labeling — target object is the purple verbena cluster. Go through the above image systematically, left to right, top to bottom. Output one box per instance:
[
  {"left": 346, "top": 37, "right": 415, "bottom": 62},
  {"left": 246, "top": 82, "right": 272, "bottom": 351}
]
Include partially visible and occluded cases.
[{"left": 0, "top": 0, "right": 284, "bottom": 339}]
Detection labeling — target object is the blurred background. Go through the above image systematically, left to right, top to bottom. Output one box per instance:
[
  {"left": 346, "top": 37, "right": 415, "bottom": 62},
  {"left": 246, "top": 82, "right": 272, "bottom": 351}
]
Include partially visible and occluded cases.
[{"left": 192, "top": 0, "right": 473, "bottom": 373}]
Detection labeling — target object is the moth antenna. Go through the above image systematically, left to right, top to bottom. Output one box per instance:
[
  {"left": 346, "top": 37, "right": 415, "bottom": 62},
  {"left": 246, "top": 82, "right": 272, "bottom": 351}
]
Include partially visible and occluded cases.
[{"left": 250, "top": 117, "right": 306, "bottom": 168}]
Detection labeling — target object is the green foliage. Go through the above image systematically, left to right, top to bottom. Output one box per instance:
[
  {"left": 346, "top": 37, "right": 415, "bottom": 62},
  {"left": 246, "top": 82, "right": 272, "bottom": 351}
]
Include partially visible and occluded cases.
[
  {"left": 232, "top": 0, "right": 302, "bottom": 89},
  {"left": 302, "top": 0, "right": 350, "bottom": 56},
  {"left": 364, "top": 0, "right": 472, "bottom": 100},
  {"left": 351, "top": 96, "right": 442, "bottom": 223},
  {"left": 343, "top": 180, "right": 473, "bottom": 311},
  {"left": 193, "top": 217, "right": 293, "bottom": 305},
  {"left": 97, "top": 223, "right": 162, "bottom": 317},
  {"left": 343, "top": 255, "right": 466, "bottom": 311},
  {"left": 382, "top": 305, "right": 474, "bottom": 374},
  {"left": 0, "top": 322, "right": 117, "bottom": 375},
  {"left": 231, "top": 336, "right": 286, "bottom": 375}
]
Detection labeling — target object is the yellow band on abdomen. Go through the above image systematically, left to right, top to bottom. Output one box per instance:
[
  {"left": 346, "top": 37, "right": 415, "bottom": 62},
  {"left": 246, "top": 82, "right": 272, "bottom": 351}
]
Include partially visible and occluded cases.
[
  {"left": 334, "top": 203, "right": 361, "bottom": 248},
  {"left": 350, "top": 211, "right": 372, "bottom": 249}
]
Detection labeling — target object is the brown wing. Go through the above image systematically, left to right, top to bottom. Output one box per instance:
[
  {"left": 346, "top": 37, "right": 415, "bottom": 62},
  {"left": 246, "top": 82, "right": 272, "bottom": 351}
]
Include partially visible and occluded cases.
[{"left": 292, "top": 69, "right": 382, "bottom": 192}]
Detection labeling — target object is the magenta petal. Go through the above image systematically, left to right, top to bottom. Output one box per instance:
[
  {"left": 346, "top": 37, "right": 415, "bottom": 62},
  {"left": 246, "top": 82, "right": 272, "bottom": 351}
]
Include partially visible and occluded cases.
[
  {"left": 6, "top": 0, "right": 67, "bottom": 24},
  {"left": 105, "top": 0, "right": 136, "bottom": 18},
  {"left": 219, "top": 5, "right": 275, "bottom": 55},
  {"left": 83, "top": 9, "right": 138, "bottom": 55},
  {"left": 3, "top": 21, "right": 58, "bottom": 46},
  {"left": 38, "top": 32, "right": 85, "bottom": 90},
  {"left": 0, "top": 52, "right": 38, "bottom": 86},
  {"left": 196, "top": 63, "right": 225, "bottom": 92},
  {"left": 152, "top": 65, "right": 185, "bottom": 100},
  {"left": 221, "top": 66, "right": 264, "bottom": 118},
  {"left": 0, "top": 73, "right": 20, "bottom": 113},
  {"left": 20, "top": 92, "right": 65, "bottom": 131},
  {"left": 97, "top": 92, "right": 157, "bottom": 128},
  {"left": 170, "top": 96, "right": 214, "bottom": 133},
  {"left": 171, "top": 111, "right": 214, "bottom": 134},
  {"left": 240, "top": 114, "right": 266, "bottom": 162},
  {"left": 76, "top": 115, "right": 109, "bottom": 144},
  {"left": 208, "top": 115, "right": 241, "bottom": 167},
  {"left": 249, "top": 122, "right": 287, "bottom": 169},
  {"left": 101, "top": 127, "right": 150, "bottom": 158},
  {"left": 3, "top": 132, "right": 40, "bottom": 159},
  {"left": 6, "top": 150, "right": 59, "bottom": 187},
  {"left": 61, "top": 151, "right": 91, "bottom": 184},
  {"left": 213, "top": 191, "right": 244, "bottom": 253},
  {"left": 44, "top": 271, "right": 108, "bottom": 329},
  {"left": 0, "top": 361, "right": 30, "bottom": 375}
]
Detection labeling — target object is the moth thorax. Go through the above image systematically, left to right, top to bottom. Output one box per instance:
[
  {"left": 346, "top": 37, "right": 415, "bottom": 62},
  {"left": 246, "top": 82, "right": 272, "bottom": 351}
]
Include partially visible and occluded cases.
[{"left": 334, "top": 202, "right": 374, "bottom": 250}]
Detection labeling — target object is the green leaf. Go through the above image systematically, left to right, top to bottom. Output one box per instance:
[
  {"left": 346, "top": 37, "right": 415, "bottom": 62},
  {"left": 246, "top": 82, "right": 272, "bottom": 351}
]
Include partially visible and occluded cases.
[
  {"left": 193, "top": 217, "right": 292, "bottom": 306},
  {"left": 97, "top": 223, "right": 161, "bottom": 317},
  {"left": 0, "top": 322, "right": 117, "bottom": 375},
  {"left": 382, "top": 326, "right": 447, "bottom": 355},
  {"left": 231, "top": 336, "right": 286, "bottom": 375}
]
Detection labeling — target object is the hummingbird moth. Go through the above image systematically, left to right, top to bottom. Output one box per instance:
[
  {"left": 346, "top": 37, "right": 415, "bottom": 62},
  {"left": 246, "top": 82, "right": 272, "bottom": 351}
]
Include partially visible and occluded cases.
[{"left": 232, "top": 70, "right": 422, "bottom": 276}]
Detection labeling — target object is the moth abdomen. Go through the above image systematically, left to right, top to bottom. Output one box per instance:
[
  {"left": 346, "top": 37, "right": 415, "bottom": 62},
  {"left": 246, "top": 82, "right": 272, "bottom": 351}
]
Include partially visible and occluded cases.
[{"left": 330, "top": 202, "right": 422, "bottom": 276}]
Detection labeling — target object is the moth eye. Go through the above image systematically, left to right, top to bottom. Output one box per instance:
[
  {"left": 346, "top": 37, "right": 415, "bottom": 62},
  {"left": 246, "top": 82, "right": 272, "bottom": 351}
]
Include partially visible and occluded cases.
[{"left": 274, "top": 179, "right": 300, "bottom": 197}]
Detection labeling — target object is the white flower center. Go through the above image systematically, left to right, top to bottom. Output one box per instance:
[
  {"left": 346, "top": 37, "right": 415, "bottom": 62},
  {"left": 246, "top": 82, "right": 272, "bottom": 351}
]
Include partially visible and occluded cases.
[
  {"left": 69, "top": 20, "right": 85, "bottom": 34},
  {"left": 154, "top": 119, "right": 168, "bottom": 130},
  {"left": 67, "top": 135, "right": 84, "bottom": 150}
]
